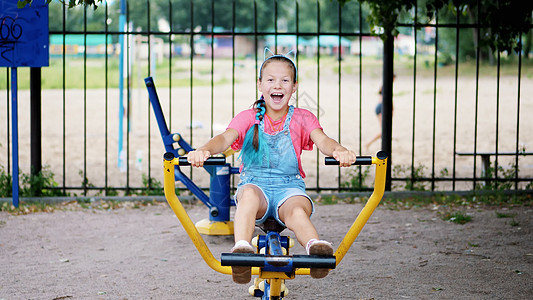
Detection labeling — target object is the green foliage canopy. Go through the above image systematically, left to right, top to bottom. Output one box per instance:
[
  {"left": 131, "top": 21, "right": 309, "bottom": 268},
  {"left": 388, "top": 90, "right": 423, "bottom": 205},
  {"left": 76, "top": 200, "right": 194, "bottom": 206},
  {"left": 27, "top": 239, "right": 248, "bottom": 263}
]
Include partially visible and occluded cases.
[
  {"left": 19, "top": 0, "right": 533, "bottom": 57},
  {"left": 339, "top": 0, "right": 532, "bottom": 54}
]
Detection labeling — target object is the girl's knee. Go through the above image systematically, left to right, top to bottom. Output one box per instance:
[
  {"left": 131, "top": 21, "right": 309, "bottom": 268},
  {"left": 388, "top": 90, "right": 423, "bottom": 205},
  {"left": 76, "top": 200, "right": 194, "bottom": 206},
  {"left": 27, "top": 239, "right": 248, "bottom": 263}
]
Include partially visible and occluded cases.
[
  {"left": 236, "top": 185, "right": 267, "bottom": 216},
  {"left": 237, "top": 185, "right": 263, "bottom": 204},
  {"left": 279, "top": 196, "right": 313, "bottom": 220}
]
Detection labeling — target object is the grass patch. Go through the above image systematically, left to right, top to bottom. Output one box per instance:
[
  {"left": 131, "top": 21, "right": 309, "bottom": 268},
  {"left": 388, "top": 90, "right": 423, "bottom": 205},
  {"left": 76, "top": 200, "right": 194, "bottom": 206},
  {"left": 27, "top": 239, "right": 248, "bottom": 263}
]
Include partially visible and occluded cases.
[
  {"left": 312, "top": 190, "right": 532, "bottom": 213},
  {"left": 382, "top": 192, "right": 532, "bottom": 211},
  {"left": 313, "top": 194, "right": 368, "bottom": 205},
  {"left": 0, "top": 199, "right": 164, "bottom": 215},
  {"left": 1, "top": 201, "right": 59, "bottom": 214},
  {"left": 442, "top": 211, "right": 473, "bottom": 224},
  {"left": 496, "top": 211, "right": 521, "bottom": 227},
  {"left": 495, "top": 212, "right": 516, "bottom": 218},
  {"left": 510, "top": 219, "right": 520, "bottom": 227}
]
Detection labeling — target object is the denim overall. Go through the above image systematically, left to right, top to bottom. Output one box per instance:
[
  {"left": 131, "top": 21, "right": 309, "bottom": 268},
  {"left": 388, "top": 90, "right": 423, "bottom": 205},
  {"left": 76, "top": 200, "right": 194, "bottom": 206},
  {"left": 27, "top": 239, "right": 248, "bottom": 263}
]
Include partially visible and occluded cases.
[{"left": 236, "top": 105, "right": 313, "bottom": 226}]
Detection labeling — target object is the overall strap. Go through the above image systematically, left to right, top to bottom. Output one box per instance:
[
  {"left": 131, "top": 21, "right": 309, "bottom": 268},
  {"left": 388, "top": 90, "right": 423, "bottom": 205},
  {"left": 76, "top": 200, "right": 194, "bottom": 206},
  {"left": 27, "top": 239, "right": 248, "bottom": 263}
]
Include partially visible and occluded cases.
[{"left": 283, "top": 105, "right": 295, "bottom": 131}]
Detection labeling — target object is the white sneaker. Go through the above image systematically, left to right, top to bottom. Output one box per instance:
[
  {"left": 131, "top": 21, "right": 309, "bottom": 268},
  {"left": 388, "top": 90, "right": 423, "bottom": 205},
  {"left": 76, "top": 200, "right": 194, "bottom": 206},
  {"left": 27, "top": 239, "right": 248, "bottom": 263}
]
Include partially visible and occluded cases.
[
  {"left": 306, "top": 239, "right": 333, "bottom": 279},
  {"left": 230, "top": 241, "right": 254, "bottom": 284}
]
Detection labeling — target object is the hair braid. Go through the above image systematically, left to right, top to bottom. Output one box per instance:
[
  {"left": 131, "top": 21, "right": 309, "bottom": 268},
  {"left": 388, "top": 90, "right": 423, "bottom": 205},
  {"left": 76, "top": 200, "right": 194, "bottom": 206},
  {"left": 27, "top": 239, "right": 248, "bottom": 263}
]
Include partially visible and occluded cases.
[{"left": 252, "top": 97, "right": 266, "bottom": 151}]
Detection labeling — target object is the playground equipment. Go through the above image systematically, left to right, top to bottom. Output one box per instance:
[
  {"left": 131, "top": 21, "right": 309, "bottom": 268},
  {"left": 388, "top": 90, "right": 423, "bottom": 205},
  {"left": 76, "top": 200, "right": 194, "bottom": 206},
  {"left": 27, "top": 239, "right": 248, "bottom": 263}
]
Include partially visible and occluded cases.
[
  {"left": 145, "top": 77, "right": 239, "bottom": 235},
  {"left": 163, "top": 151, "right": 388, "bottom": 299}
]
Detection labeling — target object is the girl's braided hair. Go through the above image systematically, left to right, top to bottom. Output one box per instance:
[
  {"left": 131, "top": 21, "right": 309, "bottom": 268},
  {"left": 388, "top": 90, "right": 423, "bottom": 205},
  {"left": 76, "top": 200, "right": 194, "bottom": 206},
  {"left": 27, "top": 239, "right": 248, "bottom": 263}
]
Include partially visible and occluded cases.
[
  {"left": 238, "top": 97, "right": 268, "bottom": 166},
  {"left": 251, "top": 97, "right": 266, "bottom": 151}
]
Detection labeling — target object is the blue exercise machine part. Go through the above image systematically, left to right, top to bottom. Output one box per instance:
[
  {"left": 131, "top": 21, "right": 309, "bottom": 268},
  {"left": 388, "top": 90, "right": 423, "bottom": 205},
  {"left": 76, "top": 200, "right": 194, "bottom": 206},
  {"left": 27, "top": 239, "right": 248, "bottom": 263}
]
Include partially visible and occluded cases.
[{"left": 145, "top": 77, "right": 239, "bottom": 234}]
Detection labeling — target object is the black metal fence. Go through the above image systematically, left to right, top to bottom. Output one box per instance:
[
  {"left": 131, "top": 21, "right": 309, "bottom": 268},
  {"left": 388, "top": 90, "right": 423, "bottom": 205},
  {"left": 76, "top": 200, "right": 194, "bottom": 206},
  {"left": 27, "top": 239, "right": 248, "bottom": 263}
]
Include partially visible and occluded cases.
[{"left": 1, "top": 0, "right": 532, "bottom": 196}]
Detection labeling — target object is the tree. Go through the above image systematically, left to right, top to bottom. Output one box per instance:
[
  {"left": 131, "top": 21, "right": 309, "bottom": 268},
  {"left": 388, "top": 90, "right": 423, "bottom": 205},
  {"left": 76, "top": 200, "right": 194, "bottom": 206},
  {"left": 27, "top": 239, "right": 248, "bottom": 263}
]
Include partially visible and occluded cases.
[
  {"left": 25, "top": 0, "right": 533, "bottom": 59},
  {"left": 337, "top": 0, "right": 533, "bottom": 55}
]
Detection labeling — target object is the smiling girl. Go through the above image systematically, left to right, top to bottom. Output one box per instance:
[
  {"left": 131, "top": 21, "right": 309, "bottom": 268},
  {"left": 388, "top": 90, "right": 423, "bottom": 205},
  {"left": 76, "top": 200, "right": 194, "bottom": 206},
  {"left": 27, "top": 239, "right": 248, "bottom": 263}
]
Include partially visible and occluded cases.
[{"left": 187, "top": 51, "right": 356, "bottom": 284}]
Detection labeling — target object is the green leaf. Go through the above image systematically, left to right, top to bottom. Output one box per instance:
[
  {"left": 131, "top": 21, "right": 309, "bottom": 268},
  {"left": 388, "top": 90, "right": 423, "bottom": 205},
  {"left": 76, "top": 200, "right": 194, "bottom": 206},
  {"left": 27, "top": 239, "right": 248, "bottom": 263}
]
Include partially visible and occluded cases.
[{"left": 17, "top": 0, "right": 30, "bottom": 8}]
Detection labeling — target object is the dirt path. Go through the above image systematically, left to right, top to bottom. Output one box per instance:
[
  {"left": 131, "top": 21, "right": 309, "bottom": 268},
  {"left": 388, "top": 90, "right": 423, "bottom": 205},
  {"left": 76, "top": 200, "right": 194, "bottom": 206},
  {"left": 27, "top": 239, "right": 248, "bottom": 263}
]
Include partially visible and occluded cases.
[{"left": 0, "top": 201, "right": 531, "bottom": 299}]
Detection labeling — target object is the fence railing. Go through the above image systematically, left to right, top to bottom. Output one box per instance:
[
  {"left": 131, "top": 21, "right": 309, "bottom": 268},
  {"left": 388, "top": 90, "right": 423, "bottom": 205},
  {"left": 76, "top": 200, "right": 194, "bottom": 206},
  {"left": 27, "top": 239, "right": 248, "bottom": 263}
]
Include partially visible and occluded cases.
[{"left": 1, "top": 0, "right": 532, "bottom": 197}]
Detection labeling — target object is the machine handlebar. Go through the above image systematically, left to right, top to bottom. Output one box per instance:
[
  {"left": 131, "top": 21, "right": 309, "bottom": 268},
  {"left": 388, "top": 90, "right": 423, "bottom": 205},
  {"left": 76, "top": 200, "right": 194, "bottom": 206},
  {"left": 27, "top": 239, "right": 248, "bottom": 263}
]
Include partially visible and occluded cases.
[
  {"left": 325, "top": 150, "right": 387, "bottom": 166},
  {"left": 163, "top": 152, "right": 226, "bottom": 166}
]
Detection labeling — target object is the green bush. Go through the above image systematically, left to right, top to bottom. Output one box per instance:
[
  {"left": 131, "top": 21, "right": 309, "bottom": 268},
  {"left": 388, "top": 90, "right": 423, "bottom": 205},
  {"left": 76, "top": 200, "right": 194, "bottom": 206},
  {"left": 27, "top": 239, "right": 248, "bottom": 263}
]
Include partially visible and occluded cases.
[
  {"left": 392, "top": 164, "right": 428, "bottom": 191},
  {"left": 0, "top": 165, "right": 66, "bottom": 197},
  {"left": 0, "top": 166, "right": 13, "bottom": 197},
  {"left": 341, "top": 166, "right": 371, "bottom": 191}
]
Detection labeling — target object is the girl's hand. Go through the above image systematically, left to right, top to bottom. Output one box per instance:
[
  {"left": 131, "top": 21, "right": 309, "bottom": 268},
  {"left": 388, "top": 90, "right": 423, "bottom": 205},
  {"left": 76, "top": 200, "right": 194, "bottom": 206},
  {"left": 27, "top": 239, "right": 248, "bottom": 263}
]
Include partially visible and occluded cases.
[
  {"left": 187, "top": 149, "right": 211, "bottom": 167},
  {"left": 332, "top": 149, "right": 356, "bottom": 167}
]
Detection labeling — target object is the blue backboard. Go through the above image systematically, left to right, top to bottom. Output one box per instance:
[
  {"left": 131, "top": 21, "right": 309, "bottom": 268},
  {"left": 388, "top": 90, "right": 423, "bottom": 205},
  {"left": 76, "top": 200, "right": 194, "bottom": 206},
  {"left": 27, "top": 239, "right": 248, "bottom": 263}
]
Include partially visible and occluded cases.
[{"left": 0, "top": 0, "right": 49, "bottom": 67}]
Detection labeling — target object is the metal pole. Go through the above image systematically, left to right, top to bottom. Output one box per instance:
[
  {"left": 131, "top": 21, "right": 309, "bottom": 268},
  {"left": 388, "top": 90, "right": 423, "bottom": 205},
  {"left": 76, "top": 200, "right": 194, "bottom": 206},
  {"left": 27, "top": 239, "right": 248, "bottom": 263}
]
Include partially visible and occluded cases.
[
  {"left": 118, "top": 0, "right": 126, "bottom": 170},
  {"left": 381, "top": 32, "right": 394, "bottom": 191},
  {"left": 11, "top": 67, "right": 19, "bottom": 207},
  {"left": 30, "top": 67, "right": 42, "bottom": 195}
]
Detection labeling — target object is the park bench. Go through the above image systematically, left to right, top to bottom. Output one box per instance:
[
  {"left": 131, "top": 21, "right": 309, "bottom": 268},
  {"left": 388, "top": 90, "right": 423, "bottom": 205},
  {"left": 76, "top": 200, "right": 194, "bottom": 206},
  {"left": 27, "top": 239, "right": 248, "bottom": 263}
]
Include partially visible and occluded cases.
[{"left": 455, "top": 151, "right": 533, "bottom": 177}]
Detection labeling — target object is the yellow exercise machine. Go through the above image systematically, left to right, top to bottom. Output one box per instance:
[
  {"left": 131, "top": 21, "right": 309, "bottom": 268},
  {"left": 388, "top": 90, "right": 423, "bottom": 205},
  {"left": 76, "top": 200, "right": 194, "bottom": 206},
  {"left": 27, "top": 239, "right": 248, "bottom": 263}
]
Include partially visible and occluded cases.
[{"left": 163, "top": 151, "right": 388, "bottom": 299}]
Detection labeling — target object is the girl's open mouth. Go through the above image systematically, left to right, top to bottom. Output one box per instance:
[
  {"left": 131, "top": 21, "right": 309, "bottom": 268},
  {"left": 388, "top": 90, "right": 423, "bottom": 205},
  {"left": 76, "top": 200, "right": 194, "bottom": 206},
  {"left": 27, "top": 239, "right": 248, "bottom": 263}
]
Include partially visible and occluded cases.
[{"left": 271, "top": 93, "right": 284, "bottom": 102}]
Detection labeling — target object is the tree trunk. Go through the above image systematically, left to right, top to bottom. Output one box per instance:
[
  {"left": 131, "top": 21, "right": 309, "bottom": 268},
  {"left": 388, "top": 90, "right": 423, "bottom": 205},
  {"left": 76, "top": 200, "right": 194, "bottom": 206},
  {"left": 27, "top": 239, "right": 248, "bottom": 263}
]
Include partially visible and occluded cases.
[{"left": 467, "top": 7, "right": 482, "bottom": 61}]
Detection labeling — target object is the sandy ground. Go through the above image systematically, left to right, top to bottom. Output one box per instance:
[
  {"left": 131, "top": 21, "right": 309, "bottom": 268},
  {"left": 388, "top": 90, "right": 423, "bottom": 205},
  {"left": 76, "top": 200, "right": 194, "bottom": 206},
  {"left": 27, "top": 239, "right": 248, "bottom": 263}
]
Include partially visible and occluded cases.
[{"left": 0, "top": 200, "right": 531, "bottom": 299}]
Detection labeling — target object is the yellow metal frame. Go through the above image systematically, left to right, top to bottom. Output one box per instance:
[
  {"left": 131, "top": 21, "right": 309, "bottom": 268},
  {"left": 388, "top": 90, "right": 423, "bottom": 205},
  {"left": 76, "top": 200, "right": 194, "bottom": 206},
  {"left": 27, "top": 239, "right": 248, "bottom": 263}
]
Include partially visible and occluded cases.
[
  {"left": 163, "top": 154, "right": 387, "bottom": 277},
  {"left": 334, "top": 156, "right": 387, "bottom": 265},
  {"left": 195, "top": 218, "right": 234, "bottom": 235}
]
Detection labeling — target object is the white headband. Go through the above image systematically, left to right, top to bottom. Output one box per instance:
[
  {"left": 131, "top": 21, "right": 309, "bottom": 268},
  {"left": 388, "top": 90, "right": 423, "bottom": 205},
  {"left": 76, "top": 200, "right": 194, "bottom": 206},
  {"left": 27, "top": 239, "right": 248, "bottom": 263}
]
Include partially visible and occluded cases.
[{"left": 259, "top": 47, "right": 298, "bottom": 80}]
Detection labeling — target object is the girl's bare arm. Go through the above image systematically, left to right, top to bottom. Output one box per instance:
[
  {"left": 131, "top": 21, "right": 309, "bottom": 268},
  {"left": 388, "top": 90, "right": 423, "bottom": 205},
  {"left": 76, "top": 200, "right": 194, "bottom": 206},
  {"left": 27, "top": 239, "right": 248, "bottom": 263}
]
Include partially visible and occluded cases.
[
  {"left": 187, "top": 128, "right": 239, "bottom": 167},
  {"left": 310, "top": 128, "right": 356, "bottom": 167}
]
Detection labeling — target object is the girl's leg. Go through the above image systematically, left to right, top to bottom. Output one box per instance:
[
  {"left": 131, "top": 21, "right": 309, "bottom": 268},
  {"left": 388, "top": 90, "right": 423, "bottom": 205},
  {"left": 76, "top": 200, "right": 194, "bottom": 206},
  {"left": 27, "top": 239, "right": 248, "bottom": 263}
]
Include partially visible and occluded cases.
[
  {"left": 231, "top": 184, "right": 267, "bottom": 284},
  {"left": 233, "top": 184, "right": 268, "bottom": 243},
  {"left": 278, "top": 196, "right": 317, "bottom": 246},
  {"left": 279, "top": 196, "right": 333, "bottom": 279}
]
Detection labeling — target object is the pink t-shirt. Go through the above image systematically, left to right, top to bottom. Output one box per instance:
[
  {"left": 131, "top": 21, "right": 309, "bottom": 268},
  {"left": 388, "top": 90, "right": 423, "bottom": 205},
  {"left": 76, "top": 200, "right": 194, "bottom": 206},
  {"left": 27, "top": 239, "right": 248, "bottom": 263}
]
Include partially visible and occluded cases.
[{"left": 227, "top": 107, "right": 322, "bottom": 178}]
